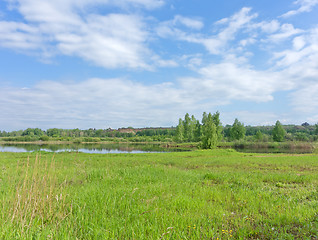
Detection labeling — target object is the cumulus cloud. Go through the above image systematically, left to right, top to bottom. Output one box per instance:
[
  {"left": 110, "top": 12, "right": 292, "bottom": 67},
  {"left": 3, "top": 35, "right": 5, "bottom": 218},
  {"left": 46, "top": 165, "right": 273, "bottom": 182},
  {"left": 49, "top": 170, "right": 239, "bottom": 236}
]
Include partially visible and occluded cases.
[
  {"left": 1, "top": 61, "right": 291, "bottom": 130},
  {"left": 179, "top": 62, "right": 294, "bottom": 104},
  {"left": 0, "top": 78, "right": 186, "bottom": 130}
]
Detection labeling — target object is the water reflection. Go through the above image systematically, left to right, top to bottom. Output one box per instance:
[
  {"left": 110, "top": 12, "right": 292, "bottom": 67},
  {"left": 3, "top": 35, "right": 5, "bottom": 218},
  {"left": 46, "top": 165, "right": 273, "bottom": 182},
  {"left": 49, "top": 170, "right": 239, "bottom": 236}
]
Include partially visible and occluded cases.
[{"left": 0, "top": 143, "right": 183, "bottom": 154}]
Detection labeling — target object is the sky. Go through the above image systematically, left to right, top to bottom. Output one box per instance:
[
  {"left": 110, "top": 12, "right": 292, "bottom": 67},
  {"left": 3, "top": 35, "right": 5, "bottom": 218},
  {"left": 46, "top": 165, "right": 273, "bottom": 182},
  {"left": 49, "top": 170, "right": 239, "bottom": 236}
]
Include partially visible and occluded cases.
[{"left": 1, "top": 0, "right": 318, "bottom": 131}]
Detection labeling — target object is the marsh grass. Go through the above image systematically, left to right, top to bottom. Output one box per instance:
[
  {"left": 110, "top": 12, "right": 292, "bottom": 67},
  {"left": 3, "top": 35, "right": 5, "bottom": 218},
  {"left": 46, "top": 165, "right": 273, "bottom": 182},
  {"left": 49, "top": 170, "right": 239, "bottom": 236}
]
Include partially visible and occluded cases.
[
  {"left": 219, "top": 141, "right": 315, "bottom": 154},
  {"left": 0, "top": 150, "right": 318, "bottom": 239},
  {"left": 2, "top": 154, "right": 71, "bottom": 239}
]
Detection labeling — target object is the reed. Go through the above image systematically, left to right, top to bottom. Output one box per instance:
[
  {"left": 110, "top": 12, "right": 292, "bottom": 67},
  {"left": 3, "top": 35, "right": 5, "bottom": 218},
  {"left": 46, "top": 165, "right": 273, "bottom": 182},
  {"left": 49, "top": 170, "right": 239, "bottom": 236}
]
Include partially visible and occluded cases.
[{"left": 6, "top": 154, "right": 70, "bottom": 238}]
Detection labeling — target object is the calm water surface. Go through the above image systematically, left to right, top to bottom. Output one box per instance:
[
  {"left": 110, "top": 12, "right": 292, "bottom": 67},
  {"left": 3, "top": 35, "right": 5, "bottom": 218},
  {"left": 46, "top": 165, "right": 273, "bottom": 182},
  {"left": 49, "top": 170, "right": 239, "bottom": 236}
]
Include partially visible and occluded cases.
[
  {"left": 0, "top": 143, "right": 183, "bottom": 154},
  {"left": 0, "top": 143, "right": 313, "bottom": 154}
]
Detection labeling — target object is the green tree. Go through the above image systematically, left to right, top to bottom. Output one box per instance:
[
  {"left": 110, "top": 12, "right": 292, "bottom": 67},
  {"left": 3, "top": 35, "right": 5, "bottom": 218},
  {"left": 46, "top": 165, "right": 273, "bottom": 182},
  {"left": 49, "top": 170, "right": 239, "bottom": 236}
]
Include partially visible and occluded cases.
[
  {"left": 212, "top": 111, "right": 223, "bottom": 141},
  {"left": 202, "top": 112, "right": 208, "bottom": 125},
  {"left": 182, "top": 113, "right": 197, "bottom": 142},
  {"left": 183, "top": 113, "right": 191, "bottom": 141},
  {"left": 201, "top": 113, "right": 218, "bottom": 149},
  {"left": 189, "top": 115, "right": 197, "bottom": 142},
  {"left": 175, "top": 118, "right": 184, "bottom": 142},
  {"left": 229, "top": 119, "right": 246, "bottom": 141},
  {"left": 194, "top": 120, "right": 202, "bottom": 142},
  {"left": 272, "top": 120, "right": 286, "bottom": 142},
  {"left": 315, "top": 124, "right": 318, "bottom": 135},
  {"left": 21, "top": 128, "right": 44, "bottom": 137},
  {"left": 22, "top": 128, "right": 35, "bottom": 136},
  {"left": 34, "top": 128, "right": 43, "bottom": 136},
  {"left": 47, "top": 128, "right": 60, "bottom": 137},
  {"left": 255, "top": 130, "right": 263, "bottom": 142},
  {"left": 294, "top": 132, "right": 309, "bottom": 141},
  {"left": 40, "top": 135, "right": 50, "bottom": 141}
]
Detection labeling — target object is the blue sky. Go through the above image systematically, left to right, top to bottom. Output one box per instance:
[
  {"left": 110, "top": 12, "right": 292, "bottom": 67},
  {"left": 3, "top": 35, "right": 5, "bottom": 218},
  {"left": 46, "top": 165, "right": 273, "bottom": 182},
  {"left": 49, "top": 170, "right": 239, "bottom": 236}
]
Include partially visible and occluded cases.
[{"left": 1, "top": 0, "right": 318, "bottom": 131}]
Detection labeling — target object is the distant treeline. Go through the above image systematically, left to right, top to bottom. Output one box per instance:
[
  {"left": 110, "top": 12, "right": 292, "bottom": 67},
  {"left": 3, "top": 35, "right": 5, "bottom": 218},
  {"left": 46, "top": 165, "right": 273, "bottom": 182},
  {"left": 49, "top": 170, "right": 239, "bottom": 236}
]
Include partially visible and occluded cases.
[
  {"left": 1, "top": 113, "right": 318, "bottom": 144},
  {"left": 174, "top": 113, "right": 318, "bottom": 144},
  {"left": 0, "top": 127, "right": 176, "bottom": 142}
]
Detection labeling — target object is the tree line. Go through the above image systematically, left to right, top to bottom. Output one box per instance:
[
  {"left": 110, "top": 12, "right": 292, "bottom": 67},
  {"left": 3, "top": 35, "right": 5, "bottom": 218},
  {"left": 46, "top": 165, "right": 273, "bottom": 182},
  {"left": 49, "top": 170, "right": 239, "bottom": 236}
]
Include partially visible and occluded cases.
[
  {"left": 1, "top": 112, "right": 318, "bottom": 145},
  {"left": 174, "top": 112, "right": 318, "bottom": 148}
]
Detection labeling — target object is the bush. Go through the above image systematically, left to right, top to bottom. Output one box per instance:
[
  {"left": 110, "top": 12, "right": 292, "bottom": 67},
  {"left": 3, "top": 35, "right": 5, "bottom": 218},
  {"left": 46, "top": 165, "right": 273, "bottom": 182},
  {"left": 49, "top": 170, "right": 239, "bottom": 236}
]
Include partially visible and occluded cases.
[{"left": 40, "top": 135, "right": 50, "bottom": 141}]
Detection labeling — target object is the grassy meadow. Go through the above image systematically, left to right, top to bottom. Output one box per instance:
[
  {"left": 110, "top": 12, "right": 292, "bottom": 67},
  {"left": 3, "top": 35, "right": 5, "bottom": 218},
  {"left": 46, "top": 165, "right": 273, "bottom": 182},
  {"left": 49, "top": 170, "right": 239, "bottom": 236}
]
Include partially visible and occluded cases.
[{"left": 0, "top": 150, "right": 317, "bottom": 239}]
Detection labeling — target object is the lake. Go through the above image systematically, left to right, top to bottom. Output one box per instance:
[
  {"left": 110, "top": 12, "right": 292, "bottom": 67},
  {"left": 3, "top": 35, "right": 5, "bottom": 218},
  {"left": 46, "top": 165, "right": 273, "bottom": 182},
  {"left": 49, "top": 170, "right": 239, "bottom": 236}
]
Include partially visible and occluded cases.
[
  {"left": 0, "top": 142, "right": 314, "bottom": 154},
  {"left": 0, "top": 143, "right": 185, "bottom": 154}
]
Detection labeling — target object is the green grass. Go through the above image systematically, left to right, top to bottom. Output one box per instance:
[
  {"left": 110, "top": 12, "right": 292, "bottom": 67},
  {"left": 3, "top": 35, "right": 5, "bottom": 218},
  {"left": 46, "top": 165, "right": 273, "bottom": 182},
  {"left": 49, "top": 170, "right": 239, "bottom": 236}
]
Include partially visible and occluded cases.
[{"left": 0, "top": 150, "right": 317, "bottom": 239}]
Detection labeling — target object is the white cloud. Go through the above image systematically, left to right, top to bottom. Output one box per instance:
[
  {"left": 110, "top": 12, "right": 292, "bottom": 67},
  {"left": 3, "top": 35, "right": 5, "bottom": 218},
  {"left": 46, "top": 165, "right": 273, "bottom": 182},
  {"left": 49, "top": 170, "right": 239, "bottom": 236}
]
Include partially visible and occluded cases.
[
  {"left": 0, "top": 0, "right": 166, "bottom": 69},
  {"left": 281, "top": 0, "right": 318, "bottom": 18},
  {"left": 1, "top": 2, "right": 318, "bottom": 129},
  {"left": 156, "top": 7, "right": 258, "bottom": 56},
  {"left": 202, "top": 8, "right": 258, "bottom": 54},
  {"left": 57, "top": 14, "right": 151, "bottom": 69},
  {"left": 156, "top": 15, "right": 204, "bottom": 40},
  {"left": 173, "top": 15, "right": 204, "bottom": 30},
  {"left": 257, "top": 20, "right": 281, "bottom": 34},
  {"left": 0, "top": 21, "right": 42, "bottom": 49},
  {"left": 267, "top": 24, "right": 303, "bottom": 42},
  {"left": 273, "top": 27, "right": 318, "bottom": 69},
  {"left": 293, "top": 36, "right": 306, "bottom": 50},
  {"left": 239, "top": 38, "right": 256, "bottom": 47},
  {"left": 179, "top": 62, "right": 292, "bottom": 103},
  {"left": 0, "top": 65, "right": 292, "bottom": 130},
  {"left": 0, "top": 78, "right": 186, "bottom": 129},
  {"left": 291, "top": 83, "right": 318, "bottom": 113},
  {"left": 226, "top": 111, "right": 280, "bottom": 126}
]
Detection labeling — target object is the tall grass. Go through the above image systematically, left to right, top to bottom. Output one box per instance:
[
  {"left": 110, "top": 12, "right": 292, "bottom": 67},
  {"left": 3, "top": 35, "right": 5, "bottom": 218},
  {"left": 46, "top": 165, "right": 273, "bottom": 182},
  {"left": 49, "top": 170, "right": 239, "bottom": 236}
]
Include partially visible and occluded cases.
[
  {"left": 219, "top": 141, "right": 315, "bottom": 153},
  {"left": 0, "top": 150, "right": 317, "bottom": 239},
  {"left": 2, "top": 154, "right": 70, "bottom": 239}
]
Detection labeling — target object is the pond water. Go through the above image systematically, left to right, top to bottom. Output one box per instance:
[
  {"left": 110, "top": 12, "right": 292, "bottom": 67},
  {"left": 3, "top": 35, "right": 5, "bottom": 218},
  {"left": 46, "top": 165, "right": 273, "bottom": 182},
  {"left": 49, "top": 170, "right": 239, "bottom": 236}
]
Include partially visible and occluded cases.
[
  {"left": 0, "top": 143, "right": 184, "bottom": 154},
  {"left": 0, "top": 143, "right": 314, "bottom": 154}
]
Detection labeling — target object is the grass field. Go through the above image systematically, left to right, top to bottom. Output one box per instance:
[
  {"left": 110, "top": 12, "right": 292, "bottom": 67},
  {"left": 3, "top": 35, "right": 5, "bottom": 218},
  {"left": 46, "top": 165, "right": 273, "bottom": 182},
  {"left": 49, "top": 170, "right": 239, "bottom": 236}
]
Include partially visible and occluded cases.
[{"left": 0, "top": 150, "right": 317, "bottom": 239}]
